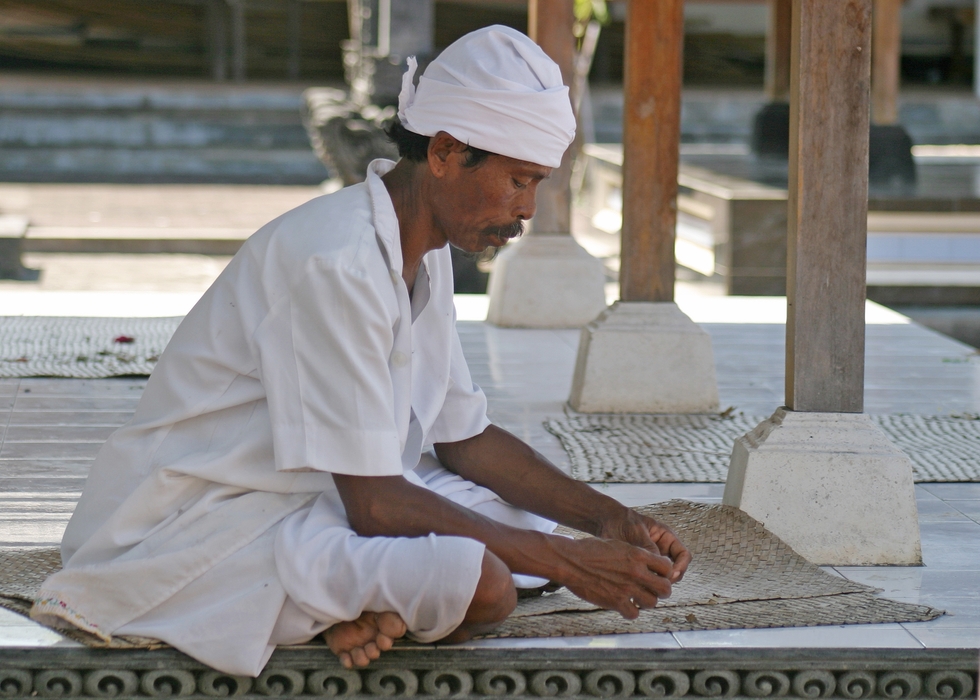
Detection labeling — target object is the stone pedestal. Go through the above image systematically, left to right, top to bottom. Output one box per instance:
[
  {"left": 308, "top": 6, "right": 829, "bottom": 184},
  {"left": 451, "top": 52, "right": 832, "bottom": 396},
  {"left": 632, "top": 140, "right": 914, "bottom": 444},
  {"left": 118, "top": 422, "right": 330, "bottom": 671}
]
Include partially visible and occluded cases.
[
  {"left": 0, "top": 215, "right": 39, "bottom": 281},
  {"left": 486, "top": 235, "right": 607, "bottom": 328},
  {"left": 568, "top": 301, "right": 719, "bottom": 413},
  {"left": 723, "top": 408, "right": 922, "bottom": 566}
]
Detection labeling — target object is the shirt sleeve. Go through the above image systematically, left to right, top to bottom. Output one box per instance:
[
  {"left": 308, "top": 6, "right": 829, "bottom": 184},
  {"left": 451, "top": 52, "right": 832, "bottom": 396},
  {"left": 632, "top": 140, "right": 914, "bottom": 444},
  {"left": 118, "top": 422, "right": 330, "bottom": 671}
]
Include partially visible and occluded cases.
[
  {"left": 254, "top": 255, "right": 404, "bottom": 476},
  {"left": 426, "top": 315, "right": 491, "bottom": 446}
]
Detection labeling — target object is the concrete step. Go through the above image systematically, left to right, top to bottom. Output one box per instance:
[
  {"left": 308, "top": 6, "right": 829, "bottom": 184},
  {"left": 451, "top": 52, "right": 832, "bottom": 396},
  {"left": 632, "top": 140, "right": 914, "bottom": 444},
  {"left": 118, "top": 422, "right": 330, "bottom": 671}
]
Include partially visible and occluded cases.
[
  {"left": 0, "top": 83, "right": 330, "bottom": 184},
  {"left": 0, "top": 148, "right": 327, "bottom": 184},
  {"left": 22, "top": 226, "right": 251, "bottom": 255}
]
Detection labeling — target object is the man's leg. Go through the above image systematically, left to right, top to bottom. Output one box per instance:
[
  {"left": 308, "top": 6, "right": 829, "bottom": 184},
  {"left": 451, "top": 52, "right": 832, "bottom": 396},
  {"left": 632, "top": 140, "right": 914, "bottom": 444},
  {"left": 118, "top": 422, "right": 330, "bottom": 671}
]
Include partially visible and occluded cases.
[
  {"left": 273, "top": 494, "right": 503, "bottom": 667},
  {"left": 324, "top": 548, "right": 515, "bottom": 667}
]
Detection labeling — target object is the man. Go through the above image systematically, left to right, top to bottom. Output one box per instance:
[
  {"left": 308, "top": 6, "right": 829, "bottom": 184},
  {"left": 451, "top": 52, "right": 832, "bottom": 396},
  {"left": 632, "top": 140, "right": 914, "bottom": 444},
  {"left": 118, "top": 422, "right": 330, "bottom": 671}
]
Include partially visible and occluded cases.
[{"left": 32, "top": 25, "right": 690, "bottom": 676}]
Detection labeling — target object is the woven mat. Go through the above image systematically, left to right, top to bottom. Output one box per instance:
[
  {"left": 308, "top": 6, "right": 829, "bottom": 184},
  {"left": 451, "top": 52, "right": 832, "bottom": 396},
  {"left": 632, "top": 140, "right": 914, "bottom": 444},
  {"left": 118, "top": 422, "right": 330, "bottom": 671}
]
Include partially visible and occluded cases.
[
  {"left": 0, "top": 316, "right": 181, "bottom": 378},
  {"left": 545, "top": 413, "right": 980, "bottom": 483},
  {"left": 0, "top": 501, "right": 940, "bottom": 646}
]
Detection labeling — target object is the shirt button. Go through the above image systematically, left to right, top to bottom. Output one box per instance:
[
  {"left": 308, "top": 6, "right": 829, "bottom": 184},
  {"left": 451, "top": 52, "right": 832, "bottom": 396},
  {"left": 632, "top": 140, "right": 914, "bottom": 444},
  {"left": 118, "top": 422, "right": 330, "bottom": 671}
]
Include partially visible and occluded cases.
[
  {"left": 390, "top": 269, "right": 400, "bottom": 284},
  {"left": 391, "top": 351, "right": 409, "bottom": 368}
]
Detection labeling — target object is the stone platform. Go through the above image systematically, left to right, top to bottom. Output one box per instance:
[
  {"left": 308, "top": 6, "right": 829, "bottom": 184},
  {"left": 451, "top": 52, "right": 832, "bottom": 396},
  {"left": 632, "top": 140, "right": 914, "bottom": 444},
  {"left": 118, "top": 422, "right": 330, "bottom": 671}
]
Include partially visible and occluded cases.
[{"left": 0, "top": 291, "right": 978, "bottom": 695}]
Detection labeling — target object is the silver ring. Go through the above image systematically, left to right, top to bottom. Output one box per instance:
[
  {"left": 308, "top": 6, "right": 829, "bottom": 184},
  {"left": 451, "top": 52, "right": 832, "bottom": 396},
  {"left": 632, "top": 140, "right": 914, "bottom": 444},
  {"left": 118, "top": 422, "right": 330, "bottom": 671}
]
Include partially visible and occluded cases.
[{"left": 629, "top": 597, "right": 639, "bottom": 608}]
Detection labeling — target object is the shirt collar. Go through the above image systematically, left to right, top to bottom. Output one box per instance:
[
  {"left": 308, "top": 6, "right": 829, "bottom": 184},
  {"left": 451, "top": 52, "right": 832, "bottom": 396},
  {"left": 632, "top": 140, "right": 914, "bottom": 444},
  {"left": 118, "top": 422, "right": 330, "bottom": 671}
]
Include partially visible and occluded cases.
[{"left": 365, "top": 158, "right": 402, "bottom": 272}]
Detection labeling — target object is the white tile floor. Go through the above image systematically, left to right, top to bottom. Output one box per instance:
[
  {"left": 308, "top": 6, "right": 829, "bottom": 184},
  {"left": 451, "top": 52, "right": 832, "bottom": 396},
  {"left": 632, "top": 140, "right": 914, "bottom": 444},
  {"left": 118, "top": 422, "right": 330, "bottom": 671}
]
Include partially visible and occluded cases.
[{"left": 1, "top": 293, "right": 979, "bottom": 650}]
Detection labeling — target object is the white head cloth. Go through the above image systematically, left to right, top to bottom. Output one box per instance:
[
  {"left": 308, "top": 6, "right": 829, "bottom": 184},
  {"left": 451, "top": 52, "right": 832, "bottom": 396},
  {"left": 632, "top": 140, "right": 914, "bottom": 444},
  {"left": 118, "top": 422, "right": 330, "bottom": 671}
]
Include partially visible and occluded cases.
[{"left": 397, "top": 25, "right": 576, "bottom": 169}]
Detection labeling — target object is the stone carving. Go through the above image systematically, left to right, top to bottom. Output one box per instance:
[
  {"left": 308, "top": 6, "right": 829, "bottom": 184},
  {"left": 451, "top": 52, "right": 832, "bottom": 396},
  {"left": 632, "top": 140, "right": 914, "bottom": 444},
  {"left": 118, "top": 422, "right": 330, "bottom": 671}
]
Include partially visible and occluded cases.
[
  {"left": 0, "top": 665, "right": 974, "bottom": 698},
  {"left": 255, "top": 668, "right": 305, "bottom": 696},
  {"left": 34, "top": 669, "right": 82, "bottom": 697},
  {"left": 83, "top": 669, "right": 139, "bottom": 697},
  {"left": 140, "top": 669, "right": 197, "bottom": 696},
  {"left": 307, "top": 669, "right": 362, "bottom": 696},
  {"left": 475, "top": 669, "right": 527, "bottom": 696},
  {"left": 197, "top": 670, "right": 252, "bottom": 696},
  {"left": 529, "top": 670, "right": 582, "bottom": 697},
  {"left": 637, "top": 670, "right": 691, "bottom": 698},
  {"left": 692, "top": 670, "right": 740, "bottom": 697},
  {"left": 791, "top": 670, "right": 837, "bottom": 698},
  {"left": 742, "top": 671, "right": 791, "bottom": 697}
]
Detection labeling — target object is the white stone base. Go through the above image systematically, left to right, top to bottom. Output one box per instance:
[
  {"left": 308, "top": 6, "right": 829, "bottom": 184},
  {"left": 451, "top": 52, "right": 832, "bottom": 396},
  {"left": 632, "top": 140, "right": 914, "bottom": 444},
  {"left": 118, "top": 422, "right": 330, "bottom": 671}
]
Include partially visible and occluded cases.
[
  {"left": 486, "top": 235, "right": 607, "bottom": 328},
  {"left": 568, "top": 301, "right": 720, "bottom": 413},
  {"left": 723, "top": 408, "right": 922, "bottom": 566}
]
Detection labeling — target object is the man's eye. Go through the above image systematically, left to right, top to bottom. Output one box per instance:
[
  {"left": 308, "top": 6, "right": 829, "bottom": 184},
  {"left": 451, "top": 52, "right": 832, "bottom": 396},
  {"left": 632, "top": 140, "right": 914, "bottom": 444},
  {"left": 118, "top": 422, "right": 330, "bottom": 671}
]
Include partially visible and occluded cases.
[{"left": 513, "top": 179, "right": 527, "bottom": 189}]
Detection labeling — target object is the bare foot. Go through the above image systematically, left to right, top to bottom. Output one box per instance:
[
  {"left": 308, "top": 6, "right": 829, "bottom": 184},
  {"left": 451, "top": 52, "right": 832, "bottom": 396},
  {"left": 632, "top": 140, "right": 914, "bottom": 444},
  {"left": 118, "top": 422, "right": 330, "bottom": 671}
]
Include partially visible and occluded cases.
[{"left": 323, "top": 611, "right": 407, "bottom": 669}]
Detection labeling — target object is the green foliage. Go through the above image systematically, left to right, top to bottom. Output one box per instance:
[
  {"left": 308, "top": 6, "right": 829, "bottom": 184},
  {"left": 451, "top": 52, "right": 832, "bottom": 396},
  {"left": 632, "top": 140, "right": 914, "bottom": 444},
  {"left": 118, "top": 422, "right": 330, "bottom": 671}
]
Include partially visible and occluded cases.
[{"left": 574, "top": 0, "right": 608, "bottom": 25}]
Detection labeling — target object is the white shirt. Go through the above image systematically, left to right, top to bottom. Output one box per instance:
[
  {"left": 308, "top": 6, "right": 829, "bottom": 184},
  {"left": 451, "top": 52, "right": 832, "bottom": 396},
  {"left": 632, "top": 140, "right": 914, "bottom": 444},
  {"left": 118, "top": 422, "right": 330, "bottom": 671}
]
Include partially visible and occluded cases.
[{"left": 33, "top": 160, "right": 492, "bottom": 660}]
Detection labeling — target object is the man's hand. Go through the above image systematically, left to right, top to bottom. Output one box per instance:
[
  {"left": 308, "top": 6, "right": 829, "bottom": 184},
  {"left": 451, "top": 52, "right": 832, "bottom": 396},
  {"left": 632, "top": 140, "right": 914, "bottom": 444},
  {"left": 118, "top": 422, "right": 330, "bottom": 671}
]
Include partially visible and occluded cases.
[
  {"left": 435, "top": 425, "right": 693, "bottom": 588},
  {"left": 596, "top": 510, "right": 692, "bottom": 584},
  {"left": 550, "top": 536, "right": 674, "bottom": 619}
]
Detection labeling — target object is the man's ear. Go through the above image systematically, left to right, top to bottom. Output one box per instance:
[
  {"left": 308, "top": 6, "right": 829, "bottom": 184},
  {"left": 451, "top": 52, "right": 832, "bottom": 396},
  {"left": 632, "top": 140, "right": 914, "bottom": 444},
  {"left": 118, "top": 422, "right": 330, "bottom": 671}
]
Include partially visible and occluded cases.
[{"left": 427, "top": 131, "right": 468, "bottom": 178}]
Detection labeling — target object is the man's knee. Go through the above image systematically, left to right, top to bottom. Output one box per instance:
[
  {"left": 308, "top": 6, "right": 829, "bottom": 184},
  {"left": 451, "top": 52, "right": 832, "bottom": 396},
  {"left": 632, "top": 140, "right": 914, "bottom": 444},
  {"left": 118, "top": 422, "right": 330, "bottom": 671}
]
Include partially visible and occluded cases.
[{"left": 468, "top": 549, "right": 516, "bottom": 625}]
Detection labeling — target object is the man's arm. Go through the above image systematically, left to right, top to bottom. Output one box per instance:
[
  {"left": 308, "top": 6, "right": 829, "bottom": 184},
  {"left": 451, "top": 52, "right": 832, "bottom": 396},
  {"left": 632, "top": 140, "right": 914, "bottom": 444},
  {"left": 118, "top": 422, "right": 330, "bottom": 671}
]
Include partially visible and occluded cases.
[
  {"left": 434, "top": 425, "right": 691, "bottom": 582},
  {"left": 333, "top": 472, "right": 673, "bottom": 619}
]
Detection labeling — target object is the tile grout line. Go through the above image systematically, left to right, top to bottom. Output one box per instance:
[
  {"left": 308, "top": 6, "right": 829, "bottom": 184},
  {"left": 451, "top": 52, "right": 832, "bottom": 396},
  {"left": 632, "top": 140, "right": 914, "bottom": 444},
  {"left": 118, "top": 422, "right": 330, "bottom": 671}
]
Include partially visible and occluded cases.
[{"left": 0, "top": 379, "right": 19, "bottom": 455}]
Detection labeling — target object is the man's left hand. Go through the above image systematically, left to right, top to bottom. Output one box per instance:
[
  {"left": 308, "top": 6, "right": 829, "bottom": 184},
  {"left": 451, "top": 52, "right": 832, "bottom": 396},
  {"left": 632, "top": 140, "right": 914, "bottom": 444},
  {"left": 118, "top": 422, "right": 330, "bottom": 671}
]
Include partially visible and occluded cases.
[{"left": 597, "top": 511, "right": 691, "bottom": 584}]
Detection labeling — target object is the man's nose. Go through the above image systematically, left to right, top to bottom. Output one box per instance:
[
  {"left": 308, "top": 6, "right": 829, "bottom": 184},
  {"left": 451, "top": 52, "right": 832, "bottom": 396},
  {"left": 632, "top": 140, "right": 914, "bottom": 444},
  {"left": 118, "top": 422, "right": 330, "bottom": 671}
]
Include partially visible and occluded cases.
[{"left": 516, "top": 186, "right": 537, "bottom": 221}]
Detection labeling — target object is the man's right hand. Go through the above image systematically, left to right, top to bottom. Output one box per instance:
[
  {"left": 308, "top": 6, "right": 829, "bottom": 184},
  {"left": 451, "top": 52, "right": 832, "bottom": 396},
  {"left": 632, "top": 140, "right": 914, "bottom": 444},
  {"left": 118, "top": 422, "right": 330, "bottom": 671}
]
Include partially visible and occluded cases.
[{"left": 549, "top": 536, "right": 674, "bottom": 619}]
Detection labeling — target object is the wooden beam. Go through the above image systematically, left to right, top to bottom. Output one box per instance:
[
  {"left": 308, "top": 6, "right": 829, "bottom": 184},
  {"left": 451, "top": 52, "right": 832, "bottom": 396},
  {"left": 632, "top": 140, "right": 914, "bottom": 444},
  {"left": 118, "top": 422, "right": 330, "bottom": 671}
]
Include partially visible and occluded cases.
[
  {"left": 527, "top": 0, "right": 575, "bottom": 234},
  {"left": 619, "top": 0, "right": 682, "bottom": 303},
  {"left": 765, "top": 0, "right": 792, "bottom": 100},
  {"left": 785, "top": 0, "right": 871, "bottom": 413},
  {"left": 871, "top": 0, "right": 901, "bottom": 124}
]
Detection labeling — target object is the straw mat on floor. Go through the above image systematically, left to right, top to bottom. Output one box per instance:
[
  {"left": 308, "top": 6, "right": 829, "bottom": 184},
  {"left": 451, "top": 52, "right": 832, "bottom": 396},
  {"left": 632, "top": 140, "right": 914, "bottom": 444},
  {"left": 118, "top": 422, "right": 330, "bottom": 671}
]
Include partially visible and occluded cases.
[
  {"left": 0, "top": 316, "right": 181, "bottom": 378},
  {"left": 545, "top": 413, "right": 980, "bottom": 483},
  {"left": 0, "top": 502, "right": 940, "bottom": 646}
]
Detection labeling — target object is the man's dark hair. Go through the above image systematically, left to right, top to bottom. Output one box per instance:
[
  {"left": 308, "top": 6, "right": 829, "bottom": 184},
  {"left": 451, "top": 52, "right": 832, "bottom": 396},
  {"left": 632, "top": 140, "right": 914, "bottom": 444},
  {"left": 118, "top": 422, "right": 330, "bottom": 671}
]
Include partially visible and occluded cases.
[{"left": 385, "top": 120, "right": 492, "bottom": 168}]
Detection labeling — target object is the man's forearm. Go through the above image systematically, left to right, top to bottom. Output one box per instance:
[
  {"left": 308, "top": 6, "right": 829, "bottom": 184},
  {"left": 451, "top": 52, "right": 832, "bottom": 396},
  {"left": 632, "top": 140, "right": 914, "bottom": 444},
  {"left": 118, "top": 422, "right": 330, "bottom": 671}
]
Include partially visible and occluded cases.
[
  {"left": 434, "top": 425, "right": 627, "bottom": 536},
  {"left": 333, "top": 471, "right": 675, "bottom": 616},
  {"left": 335, "top": 472, "right": 573, "bottom": 582}
]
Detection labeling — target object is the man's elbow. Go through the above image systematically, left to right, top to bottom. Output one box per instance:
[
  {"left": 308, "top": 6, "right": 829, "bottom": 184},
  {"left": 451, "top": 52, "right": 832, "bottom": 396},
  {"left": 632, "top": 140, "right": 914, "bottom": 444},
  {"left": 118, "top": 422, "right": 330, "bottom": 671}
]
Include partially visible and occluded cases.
[{"left": 343, "top": 497, "right": 393, "bottom": 537}]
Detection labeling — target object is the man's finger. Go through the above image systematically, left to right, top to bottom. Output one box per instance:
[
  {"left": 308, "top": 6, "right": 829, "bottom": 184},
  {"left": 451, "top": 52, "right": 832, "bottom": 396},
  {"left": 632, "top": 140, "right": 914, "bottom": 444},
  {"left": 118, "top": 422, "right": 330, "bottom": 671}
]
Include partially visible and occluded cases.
[
  {"left": 637, "top": 547, "right": 674, "bottom": 580},
  {"left": 630, "top": 590, "right": 660, "bottom": 610},
  {"left": 613, "top": 597, "right": 642, "bottom": 620}
]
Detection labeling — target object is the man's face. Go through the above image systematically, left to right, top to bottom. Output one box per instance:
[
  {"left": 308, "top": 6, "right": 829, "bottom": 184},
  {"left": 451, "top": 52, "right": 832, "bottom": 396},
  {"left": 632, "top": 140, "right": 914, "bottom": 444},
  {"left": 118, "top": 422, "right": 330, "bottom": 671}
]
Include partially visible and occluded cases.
[{"left": 431, "top": 149, "right": 551, "bottom": 254}]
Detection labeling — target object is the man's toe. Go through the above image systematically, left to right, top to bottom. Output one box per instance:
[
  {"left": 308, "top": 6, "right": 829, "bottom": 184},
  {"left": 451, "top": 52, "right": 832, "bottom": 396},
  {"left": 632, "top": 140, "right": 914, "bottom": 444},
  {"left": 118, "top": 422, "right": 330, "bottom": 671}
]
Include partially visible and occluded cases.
[
  {"left": 376, "top": 612, "right": 407, "bottom": 639},
  {"left": 350, "top": 647, "right": 371, "bottom": 667}
]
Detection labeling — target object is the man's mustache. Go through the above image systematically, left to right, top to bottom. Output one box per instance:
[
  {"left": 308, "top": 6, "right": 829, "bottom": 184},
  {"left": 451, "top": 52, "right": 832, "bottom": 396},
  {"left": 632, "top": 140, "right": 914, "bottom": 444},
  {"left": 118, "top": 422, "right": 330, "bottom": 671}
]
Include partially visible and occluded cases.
[{"left": 482, "top": 220, "right": 525, "bottom": 241}]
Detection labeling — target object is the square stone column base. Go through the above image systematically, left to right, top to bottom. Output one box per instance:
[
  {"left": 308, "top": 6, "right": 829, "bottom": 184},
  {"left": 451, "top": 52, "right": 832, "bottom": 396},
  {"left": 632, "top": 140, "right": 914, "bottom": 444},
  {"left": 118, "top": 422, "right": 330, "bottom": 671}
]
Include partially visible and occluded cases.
[
  {"left": 486, "top": 235, "right": 607, "bottom": 328},
  {"left": 568, "top": 301, "right": 720, "bottom": 413},
  {"left": 723, "top": 408, "right": 922, "bottom": 566}
]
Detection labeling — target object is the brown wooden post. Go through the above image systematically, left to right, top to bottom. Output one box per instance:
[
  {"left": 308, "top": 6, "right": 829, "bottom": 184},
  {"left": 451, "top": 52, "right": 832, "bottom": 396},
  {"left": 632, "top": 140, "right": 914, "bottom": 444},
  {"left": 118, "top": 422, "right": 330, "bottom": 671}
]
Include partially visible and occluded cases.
[
  {"left": 229, "top": 0, "right": 247, "bottom": 83},
  {"left": 287, "top": 0, "right": 301, "bottom": 80},
  {"left": 527, "top": 0, "right": 575, "bottom": 234},
  {"left": 619, "top": 0, "right": 682, "bottom": 303},
  {"left": 765, "top": 0, "right": 792, "bottom": 101},
  {"left": 785, "top": 0, "right": 872, "bottom": 413},
  {"left": 872, "top": 0, "right": 902, "bottom": 124}
]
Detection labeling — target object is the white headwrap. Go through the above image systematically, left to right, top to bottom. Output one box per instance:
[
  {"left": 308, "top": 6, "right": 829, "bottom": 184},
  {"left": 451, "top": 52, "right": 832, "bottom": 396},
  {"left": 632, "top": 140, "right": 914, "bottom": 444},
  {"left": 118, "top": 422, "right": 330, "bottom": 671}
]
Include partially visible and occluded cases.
[{"left": 397, "top": 25, "right": 576, "bottom": 169}]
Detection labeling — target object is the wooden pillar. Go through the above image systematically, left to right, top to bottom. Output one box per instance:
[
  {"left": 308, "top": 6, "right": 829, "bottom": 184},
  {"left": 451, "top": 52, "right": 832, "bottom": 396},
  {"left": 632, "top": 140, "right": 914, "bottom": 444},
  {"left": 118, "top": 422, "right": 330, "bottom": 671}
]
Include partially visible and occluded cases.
[
  {"left": 206, "top": 0, "right": 228, "bottom": 82},
  {"left": 229, "top": 0, "right": 247, "bottom": 83},
  {"left": 287, "top": 0, "right": 301, "bottom": 80},
  {"left": 487, "top": 0, "right": 606, "bottom": 328},
  {"left": 527, "top": 0, "right": 575, "bottom": 234},
  {"left": 619, "top": 0, "right": 682, "bottom": 303},
  {"left": 765, "top": 0, "right": 792, "bottom": 101},
  {"left": 785, "top": 0, "right": 872, "bottom": 413},
  {"left": 871, "top": 0, "right": 902, "bottom": 125},
  {"left": 975, "top": 0, "right": 980, "bottom": 99}
]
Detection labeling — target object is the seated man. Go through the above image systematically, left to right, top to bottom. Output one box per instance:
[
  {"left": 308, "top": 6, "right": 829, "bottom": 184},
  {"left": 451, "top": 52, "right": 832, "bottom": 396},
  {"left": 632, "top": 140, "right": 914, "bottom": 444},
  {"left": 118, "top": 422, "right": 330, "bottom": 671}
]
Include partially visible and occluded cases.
[{"left": 32, "top": 25, "right": 690, "bottom": 676}]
